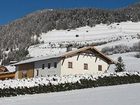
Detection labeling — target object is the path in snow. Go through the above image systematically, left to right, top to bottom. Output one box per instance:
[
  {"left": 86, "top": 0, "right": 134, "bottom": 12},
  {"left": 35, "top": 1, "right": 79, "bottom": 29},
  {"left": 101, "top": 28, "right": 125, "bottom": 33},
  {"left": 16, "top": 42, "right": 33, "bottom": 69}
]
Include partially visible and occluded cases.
[{"left": 0, "top": 83, "right": 140, "bottom": 105}]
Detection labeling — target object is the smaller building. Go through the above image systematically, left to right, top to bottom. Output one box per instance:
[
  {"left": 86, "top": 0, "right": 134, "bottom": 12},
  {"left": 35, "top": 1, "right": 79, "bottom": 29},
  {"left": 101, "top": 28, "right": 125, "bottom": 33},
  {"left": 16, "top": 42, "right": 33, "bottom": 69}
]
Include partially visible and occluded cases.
[
  {"left": 14, "top": 46, "right": 115, "bottom": 79},
  {"left": 0, "top": 66, "right": 15, "bottom": 80}
]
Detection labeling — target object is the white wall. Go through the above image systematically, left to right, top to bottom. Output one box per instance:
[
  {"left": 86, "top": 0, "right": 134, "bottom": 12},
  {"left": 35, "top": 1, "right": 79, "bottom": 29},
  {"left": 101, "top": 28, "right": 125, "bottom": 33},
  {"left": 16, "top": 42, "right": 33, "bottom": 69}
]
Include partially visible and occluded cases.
[
  {"left": 33, "top": 53, "right": 110, "bottom": 77},
  {"left": 60, "top": 53, "right": 109, "bottom": 76},
  {"left": 34, "top": 58, "right": 61, "bottom": 77}
]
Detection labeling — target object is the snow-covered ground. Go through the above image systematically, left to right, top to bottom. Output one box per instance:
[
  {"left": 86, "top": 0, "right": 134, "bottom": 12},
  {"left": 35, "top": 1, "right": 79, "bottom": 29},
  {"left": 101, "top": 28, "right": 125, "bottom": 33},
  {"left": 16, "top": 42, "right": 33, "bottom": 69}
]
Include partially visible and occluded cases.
[
  {"left": 29, "top": 21, "right": 140, "bottom": 57},
  {"left": 39, "top": 21, "right": 140, "bottom": 42},
  {"left": 109, "top": 52, "right": 140, "bottom": 72},
  {"left": 1, "top": 83, "right": 140, "bottom": 105}
]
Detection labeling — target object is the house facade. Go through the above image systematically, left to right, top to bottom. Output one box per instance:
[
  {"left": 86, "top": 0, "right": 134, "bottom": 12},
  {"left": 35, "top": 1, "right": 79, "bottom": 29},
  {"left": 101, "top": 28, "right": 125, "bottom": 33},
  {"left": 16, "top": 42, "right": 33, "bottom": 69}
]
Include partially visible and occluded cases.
[
  {"left": 14, "top": 46, "right": 115, "bottom": 79},
  {"left": 60, "top": 53, "right": 109, "bottom": 76}
]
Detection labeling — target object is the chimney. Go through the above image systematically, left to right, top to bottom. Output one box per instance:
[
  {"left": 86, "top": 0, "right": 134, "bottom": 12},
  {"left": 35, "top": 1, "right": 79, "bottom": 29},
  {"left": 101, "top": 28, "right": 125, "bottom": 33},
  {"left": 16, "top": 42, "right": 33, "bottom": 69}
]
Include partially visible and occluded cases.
[{"left": 66, "top": 44, "right": 73, "bottom": 52}]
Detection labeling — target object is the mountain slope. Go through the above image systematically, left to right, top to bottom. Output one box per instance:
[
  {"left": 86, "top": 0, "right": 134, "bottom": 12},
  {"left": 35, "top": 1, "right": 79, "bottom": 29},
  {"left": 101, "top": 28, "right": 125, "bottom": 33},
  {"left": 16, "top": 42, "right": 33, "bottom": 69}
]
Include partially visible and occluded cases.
[{"left": 0, "top": 3, "right": 140, "bottom": 65}]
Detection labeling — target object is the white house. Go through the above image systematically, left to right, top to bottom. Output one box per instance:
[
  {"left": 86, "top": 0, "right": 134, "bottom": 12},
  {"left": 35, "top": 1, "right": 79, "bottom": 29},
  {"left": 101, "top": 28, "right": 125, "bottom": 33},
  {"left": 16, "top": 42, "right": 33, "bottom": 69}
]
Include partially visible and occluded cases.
[{"left": 14, "top": 46, "right": 115, "bottom": 79}]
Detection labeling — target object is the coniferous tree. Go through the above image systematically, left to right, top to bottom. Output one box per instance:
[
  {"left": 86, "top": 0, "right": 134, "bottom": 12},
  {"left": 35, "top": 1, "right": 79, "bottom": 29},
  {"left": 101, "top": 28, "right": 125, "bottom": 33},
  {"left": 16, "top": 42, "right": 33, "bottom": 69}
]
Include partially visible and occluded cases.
[{"left": 115, "top": 57, "right": 125, "bottom": 72}]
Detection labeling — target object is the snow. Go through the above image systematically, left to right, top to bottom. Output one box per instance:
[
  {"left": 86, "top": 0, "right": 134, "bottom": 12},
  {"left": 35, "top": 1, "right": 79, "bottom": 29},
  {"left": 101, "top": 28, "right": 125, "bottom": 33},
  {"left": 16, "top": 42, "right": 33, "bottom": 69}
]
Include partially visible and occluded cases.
[
  {"left": 28, "top": 21, "right": 140, "bottom": 57},
  {"left": 39, "top": 22, "right": 140, "bottom": 42},
  {"left": 28, "top": 45, "right": 66, "bottom": 57},
  {"left": 108, "top": 52, "right": 140, "bottom": 72},
  {"left": 6, "top": 65, "right": 16, "bottom": 72},
  {"left": 0, "top": 72, "right": 139, "bottom": 89},
  {"left": 1, "top": 83, "right": 140, "bottom": 105}
]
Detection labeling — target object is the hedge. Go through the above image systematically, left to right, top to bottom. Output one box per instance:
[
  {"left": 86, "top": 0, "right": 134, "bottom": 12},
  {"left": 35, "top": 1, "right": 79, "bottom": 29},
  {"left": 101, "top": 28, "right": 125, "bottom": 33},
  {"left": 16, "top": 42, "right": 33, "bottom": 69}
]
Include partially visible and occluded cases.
[{"left": 0, "top": 73, "right": 140, "bottom": 97}]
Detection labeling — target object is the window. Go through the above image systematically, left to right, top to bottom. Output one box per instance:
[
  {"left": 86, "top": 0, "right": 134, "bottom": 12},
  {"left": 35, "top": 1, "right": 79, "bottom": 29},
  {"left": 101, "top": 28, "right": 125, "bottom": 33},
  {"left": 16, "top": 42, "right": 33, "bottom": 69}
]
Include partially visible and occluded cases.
[
  {"left": 54, "top": 62, "right": 57, "bottom": 68},
  {"left": 68, "top": 62, "right": 73, "bottom": 68},
  {"left": 48, "top": 63, "right": 51, "bottom": 69},
  {"left": 84, "top": 63, "right": 88, "bottom": 70},
  {"left": 42, "top": 64, "right": 45, "bottom": 69},
  {"left": 98, "top": 65, "right": 102, "bottom": 71},
  {"left": 36, "top": 70, "right": 39, "bottom": 76}
]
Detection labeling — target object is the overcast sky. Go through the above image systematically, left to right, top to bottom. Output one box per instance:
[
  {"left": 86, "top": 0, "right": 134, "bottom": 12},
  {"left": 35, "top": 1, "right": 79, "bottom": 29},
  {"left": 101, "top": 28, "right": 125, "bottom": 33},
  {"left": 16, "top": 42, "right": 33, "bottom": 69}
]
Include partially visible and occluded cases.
[{"left": 0, "top": 0, "right": 139, "bottom": 25}]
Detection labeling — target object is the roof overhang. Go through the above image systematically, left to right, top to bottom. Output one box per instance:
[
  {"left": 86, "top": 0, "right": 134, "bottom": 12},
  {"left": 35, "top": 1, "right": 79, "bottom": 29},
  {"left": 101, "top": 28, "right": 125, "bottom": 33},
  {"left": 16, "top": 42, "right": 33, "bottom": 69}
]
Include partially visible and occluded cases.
[
  {"left": 13, "top": 46, "right": 116, "bottom": 66},
  {"left": 60, "top": 46, "right": 115, "bottom": 64}
]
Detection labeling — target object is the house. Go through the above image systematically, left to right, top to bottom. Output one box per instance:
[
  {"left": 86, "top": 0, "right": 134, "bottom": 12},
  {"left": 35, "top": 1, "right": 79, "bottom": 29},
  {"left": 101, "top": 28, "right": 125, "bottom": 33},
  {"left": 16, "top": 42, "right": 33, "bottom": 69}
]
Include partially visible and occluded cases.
[
  {"left": 14, "top": 46, "right": 115, "bottom": 79},
  {"left": 0, "top": 66, "right": 15, "bottom": 80}
]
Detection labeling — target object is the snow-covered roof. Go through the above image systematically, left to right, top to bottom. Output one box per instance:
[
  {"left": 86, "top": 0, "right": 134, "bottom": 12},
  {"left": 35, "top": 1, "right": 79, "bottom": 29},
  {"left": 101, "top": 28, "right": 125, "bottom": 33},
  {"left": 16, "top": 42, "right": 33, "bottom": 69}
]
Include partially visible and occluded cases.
[
  {"left": 14, "top": 46, "right": 115, "bottom": 66},
  {"left": 61, "top": 46, "right": 115, "bottom": 64},
  {"left": 13, "top": 54, "right": 62, "bottom": 65}
]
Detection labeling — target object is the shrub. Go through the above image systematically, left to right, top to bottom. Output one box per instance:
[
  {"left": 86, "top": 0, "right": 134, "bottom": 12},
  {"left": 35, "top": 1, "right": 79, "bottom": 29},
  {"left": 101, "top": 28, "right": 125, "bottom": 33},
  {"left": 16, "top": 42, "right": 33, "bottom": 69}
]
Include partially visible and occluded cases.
[
  {"left": 133, "top": 42, "right": 140, "bottom": 52},
  {"left": 101, "top": 45, "right": 131, "bottom": 55},
  {"left": 0, "top": 73, "right": 140, "bottom": 98}
]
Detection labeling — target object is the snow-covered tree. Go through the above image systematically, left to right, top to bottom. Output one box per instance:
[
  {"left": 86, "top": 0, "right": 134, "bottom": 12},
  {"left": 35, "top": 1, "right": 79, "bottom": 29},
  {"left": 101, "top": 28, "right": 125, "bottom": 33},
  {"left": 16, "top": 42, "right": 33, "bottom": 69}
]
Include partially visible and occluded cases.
[{"left": 115, "top": 57, "right": 125, "bottom": 72}]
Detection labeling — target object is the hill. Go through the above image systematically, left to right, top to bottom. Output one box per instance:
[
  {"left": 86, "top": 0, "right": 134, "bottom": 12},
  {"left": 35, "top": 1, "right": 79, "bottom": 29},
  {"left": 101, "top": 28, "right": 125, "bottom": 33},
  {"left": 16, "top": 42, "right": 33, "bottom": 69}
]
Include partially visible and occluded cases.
[{"left": 0, "top": 3, "right": 140, "bottom": 65}]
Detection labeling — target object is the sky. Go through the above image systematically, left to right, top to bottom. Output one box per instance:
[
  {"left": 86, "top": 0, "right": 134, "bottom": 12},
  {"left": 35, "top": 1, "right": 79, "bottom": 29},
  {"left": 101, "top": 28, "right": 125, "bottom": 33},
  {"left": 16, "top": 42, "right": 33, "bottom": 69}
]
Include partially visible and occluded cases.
[{"left": 0, "top": 0, "right": 139, "bottom": 25}]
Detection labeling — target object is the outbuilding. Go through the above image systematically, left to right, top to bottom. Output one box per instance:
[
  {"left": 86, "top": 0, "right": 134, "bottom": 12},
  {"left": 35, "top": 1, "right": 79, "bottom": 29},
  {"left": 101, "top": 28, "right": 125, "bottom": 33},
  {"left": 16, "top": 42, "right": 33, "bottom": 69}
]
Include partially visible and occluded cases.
[{"left": 0, "top": 66, "right": 15, "bottom": 80}]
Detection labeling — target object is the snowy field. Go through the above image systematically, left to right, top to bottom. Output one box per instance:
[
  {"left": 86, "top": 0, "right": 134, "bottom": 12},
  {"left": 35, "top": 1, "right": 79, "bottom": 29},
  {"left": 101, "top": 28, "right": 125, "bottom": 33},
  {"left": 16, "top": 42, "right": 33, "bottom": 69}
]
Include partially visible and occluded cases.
[
  {"left": 29, "top": 21, "right": 140, "bottom": 57},
  {"left": 39, "top": 21, "right": 140, "bottom": 42},
  {"left": 109, "top": 52, "right": 140, "bottom": 72},
  {"left": 1, "top": 83, "right": 140, "bottom": 105}
]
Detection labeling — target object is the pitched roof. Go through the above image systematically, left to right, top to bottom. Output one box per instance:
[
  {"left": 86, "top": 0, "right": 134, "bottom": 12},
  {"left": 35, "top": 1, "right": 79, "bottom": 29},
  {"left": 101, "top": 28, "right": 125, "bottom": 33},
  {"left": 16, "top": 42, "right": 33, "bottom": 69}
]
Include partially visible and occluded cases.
[
  {"left": 13, "top": 46, "right": 115, "bottom": 65},
  {"left": 60, "top": 46, "right": 115, "bottom": 64}
]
